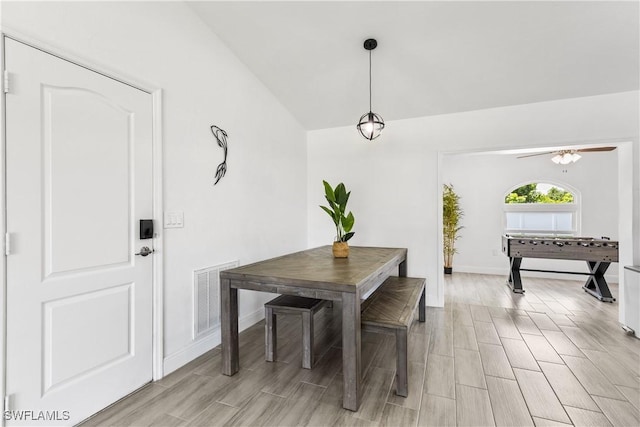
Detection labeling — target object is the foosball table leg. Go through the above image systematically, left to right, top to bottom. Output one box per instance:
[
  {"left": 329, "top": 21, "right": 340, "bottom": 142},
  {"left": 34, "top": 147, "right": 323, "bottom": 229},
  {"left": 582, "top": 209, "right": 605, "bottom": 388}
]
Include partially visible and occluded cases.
[
  {"left": 507, "top": 257, "right": 525, "bottom": 293},
  {"left": 583, "top": 261, "right": 615, "bottom": 302}
]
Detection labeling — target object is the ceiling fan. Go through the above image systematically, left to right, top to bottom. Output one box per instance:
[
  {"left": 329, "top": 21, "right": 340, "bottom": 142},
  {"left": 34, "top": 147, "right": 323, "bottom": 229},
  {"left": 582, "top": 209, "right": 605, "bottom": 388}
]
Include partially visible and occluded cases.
[{"left": 517, "top": 146, "right": 616, "bottom": 164}]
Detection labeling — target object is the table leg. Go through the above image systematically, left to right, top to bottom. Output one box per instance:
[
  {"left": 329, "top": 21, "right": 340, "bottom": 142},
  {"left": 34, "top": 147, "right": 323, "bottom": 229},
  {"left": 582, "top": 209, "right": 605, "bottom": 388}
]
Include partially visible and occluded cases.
[
  {"left": 507, "top": 257, "right": 524, "bottom": 293},
  {"left": 583, "top": 261, "right": 615, "bottom": 302},
  {"left": 221, "top": 278, "right": 239, "bottom": 375},
  {"left": 342, "top": 292, "right": 361, "bottom": 411}
]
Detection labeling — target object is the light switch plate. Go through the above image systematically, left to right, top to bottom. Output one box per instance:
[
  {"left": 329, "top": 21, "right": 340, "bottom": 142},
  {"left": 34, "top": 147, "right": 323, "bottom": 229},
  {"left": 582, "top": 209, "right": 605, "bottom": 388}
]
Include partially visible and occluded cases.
[{"left": 164, "top": 211, "right": 184, "bottom": 228}]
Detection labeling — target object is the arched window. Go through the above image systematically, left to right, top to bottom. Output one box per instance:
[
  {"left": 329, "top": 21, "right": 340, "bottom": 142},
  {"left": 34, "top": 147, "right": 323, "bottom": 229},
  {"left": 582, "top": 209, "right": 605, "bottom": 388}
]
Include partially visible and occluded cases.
[{"left": 504, "top": 182, "right": 580, "bottom": 236}]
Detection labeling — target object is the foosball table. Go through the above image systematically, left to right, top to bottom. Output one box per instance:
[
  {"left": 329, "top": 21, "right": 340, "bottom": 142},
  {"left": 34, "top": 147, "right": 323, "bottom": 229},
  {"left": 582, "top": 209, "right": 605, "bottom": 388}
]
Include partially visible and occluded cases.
[{"left": 502, "top": 235, "right": 619, "bottom": 302}]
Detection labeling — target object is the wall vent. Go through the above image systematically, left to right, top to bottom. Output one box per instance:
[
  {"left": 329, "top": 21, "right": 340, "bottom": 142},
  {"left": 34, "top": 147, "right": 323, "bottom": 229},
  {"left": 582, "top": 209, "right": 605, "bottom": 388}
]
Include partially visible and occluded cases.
[{"left": 193, "top": 261, "right": 238, "bottom": 340}]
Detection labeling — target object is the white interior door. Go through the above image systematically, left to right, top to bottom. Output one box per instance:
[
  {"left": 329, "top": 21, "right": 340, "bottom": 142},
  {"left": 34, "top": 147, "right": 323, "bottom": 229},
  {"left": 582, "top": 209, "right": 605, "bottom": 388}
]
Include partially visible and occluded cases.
[{"left": 4, "top": 38, "right": 154, "bottom": 425}]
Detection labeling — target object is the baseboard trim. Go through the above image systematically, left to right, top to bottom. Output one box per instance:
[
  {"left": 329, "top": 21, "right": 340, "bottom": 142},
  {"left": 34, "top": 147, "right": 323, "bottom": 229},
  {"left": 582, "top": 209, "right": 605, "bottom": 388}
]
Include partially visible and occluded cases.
[{"left": 162, "top": 307, "right": 264, "bottom": 376}]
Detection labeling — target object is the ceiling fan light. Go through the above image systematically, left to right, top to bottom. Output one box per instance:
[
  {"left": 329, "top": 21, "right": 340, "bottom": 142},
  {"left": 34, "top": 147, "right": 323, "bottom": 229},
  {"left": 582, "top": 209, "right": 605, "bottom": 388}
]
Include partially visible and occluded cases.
[
  {"left": 357, "top": 111, "right": 385, "bottom": 140},
  {"left": 559, "top": 153, "right": 573, "bottom": 165},
  {"left": 570, "top": 153, "right": 582, "bottom": 163},
  {"left": 551, "top": 154, "right": 563, "bottom": 164}
]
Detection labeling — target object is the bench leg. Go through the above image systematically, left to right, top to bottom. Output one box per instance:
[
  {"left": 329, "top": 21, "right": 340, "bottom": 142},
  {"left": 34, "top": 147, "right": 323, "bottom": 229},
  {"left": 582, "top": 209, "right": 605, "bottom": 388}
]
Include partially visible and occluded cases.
[
  {"left": 419, "top": 288, "right": 426, "bottom": 322},
  {"left": 265, "top": 307, "right": 277, "bottom": 362},
  {"left": 301, "top": 311, "right": 314, "bottom": 369},
  {"left": 395, "top": 328, "right": 408, "bottom": 397}
]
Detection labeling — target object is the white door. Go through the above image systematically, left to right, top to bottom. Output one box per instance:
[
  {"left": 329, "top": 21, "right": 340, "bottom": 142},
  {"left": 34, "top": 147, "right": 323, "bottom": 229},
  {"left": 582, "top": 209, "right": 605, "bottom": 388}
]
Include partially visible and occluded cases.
[{"left": 4, "top": 38, "right": 154, "bottom": 425}]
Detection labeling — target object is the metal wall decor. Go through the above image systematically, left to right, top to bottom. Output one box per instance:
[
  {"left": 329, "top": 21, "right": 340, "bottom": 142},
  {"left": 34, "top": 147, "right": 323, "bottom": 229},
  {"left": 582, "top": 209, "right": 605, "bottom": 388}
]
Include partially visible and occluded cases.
[
  {"left": 357, "top": 38, "right": 385, "bottom": 141},
  {"left": 210, "top": 125, "right": 229, "bottom": 185}
]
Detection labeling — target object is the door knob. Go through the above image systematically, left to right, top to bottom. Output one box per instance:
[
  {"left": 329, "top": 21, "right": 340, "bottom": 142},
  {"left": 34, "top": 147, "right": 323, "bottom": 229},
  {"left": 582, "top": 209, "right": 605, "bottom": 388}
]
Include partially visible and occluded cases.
[{"left": 135, "top": 246, "right": 154, "bottom": 257}]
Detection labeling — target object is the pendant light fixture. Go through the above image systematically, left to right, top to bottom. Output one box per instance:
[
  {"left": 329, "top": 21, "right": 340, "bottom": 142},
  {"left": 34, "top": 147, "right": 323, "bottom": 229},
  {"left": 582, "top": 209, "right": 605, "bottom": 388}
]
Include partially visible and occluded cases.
[{"left": 357, "top": 38, "right": 385, "bottom": 140}]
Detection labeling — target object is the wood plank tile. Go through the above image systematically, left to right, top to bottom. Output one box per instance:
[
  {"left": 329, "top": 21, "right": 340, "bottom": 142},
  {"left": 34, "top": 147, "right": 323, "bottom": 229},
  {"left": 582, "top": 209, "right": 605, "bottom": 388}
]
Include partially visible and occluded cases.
[
  {"left": 78, "top": 275, "right": 636, "bottom": 427},
  {"left": 544, "top": 301, "right": 572, "bottom": 315},
  {"left": 529, "top": 302, "right": 553, "bottom": 314},
  {"left": 453, "top": 303, "right": 474, "bottom": 326},
  {"left": 471, "top": 305, "right": 493, "bottom": 322},
  {"left": 488, "top": 307, "right": 510, "bottom": 319},
  {"left": 507, "top": 309, "right": 529, "bottom": 317},
  {"left": 528, "top": 312, "right": 561, "bottom": 331},
  {"left": 547, "top": 313, "right": 576, "bottom": 327},
  {"left": 514, "top": 316, "right": 543, "bottom": 336},
  {"left": 493, "top": 317, "right": 522, "bottom": 340},
  {"left": 475, "top": 321, "right": 502, "bottom": 345},
  {"left": 454, "top": 324, "right": 479, "bottom": 350},
  {"left": 560, "top": 326, "right": 606, "bottom": 351},
  {"left": 429, "top": 327, "right": 454, "bottom": 357},
  {"left": 540, "top": 330, "right": 584, "bottom": 357},
  {"left": 408, "top": 331, "right": 430, "bottom": 365},
  {"left": 522, "top": 333, "right": 564, "bottom": 364},
  {"left": 501, "top": 337, "right": 540, "bottom": 371},
  {"left": 478, "top": 343, "right": 515, "bottom": 379},
  {"left": 606, "top": 345, "right": 640, "bottom": 377},
  {"left": 300, "top": 346, "right": 342, "bottom": 388},
  {"left": 454, "top": 347, "right": 487, "bottom": 388},
  {"left": 157, "top": 349, "right": 218, "bottom": 387},
  {"left": 582, "top": 349, "right": 640, "bottom": 389},
  {"left": 425, "top": 354, "right": 455, "bottom": 398},
  {"left": 561, "top": 355, "right": 626, "bottom": 400},
  {"left": 261, "top": 358, "right": 308, "bottom": 398},
  {"left": 538, "top": 361, "right": 599, "bottom": 411},
  {"left": 215, "top": 362, "right": 284, "bottom": 407},
  {"left": 356, "top": 366, "right": 395, "bottom": 423},
  {"left": 513, "top": 368, "right": 571, "bottom": 424},
  {"left": 307, "top": 371, "right": 352, "bottom": 426},
  {"left": 127, "top": 373, "right": 232, "bottom": 424},
  {"left": 485, "top": 376, "right": 534, "bottom": 426},
  {"left": 266, "top": 382, "right": 326, "bottom": 426},
  {"left": 456, "top": 384, "right": 495, "bottom": 427},
  {"left": 616, "top": 385, "right": 640, "bottom": 411},
  {"left": 226, "top": 391, "right": 286, "bottom": 426},
  {"left": 418, "top": 394, "right": 456, "bottom": 427},
  {"left": 592, "top": 396, "right": 640, "bottom": 427},
  {"left": 185, "top": 402, "right": 240, "bottom": 426},
  {"left": 379, "top": 403, "right": 418, "bottom": 427},
  {"left": 564, "top": 406, "right": 612, "bottom": 427},
  {"left": 331, "top": 412, "right": 378, "bottom": 426},
  {"left": 532, "top": 417, "right": 572, "bottom": 426}
]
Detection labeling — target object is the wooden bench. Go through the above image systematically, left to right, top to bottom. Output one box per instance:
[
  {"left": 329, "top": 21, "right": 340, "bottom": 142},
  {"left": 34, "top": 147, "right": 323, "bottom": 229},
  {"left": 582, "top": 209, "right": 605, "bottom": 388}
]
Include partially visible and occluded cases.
[
  {"left": 361, "top": 276, "right": 426, "bottom": 397},
  {"left": 264, "top": 295, "right": 332, "bottom": 369}
]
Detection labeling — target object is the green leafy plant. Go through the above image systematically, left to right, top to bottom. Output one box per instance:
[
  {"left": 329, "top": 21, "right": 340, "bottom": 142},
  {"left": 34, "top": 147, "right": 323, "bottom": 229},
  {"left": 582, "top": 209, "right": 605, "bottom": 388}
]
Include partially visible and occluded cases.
[
  {"left": 320, "top": 180, "right": 355, "bottom": 242},
  {"left": 443, "top": 183, "right": 464, "bottom": 269},
  {"left": 505, "top": 183, "right": 574, "bottom": 204}
]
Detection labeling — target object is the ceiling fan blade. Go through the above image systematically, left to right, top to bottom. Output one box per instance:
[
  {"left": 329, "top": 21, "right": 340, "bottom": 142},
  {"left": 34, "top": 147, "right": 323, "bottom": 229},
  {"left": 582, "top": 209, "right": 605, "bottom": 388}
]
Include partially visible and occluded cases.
[
  {"left": 576, "top": 146, "right": 616, "bottom": 153},
  {"left": 517, "top": 152, "right": 555, "bottom": 159}
]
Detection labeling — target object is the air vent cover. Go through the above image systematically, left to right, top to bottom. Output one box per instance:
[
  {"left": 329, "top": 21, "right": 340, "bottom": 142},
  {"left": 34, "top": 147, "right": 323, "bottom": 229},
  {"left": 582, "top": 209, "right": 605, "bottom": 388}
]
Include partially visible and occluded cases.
[{"left": 193, "top": 261, "right": 238, "bottom": 339}]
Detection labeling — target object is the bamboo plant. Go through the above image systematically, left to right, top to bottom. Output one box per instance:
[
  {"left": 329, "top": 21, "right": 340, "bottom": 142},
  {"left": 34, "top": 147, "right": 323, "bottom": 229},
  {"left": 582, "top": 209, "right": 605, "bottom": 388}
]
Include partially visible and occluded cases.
[{"left": 443, "top": 183, "right": 464, "bottom": 273}]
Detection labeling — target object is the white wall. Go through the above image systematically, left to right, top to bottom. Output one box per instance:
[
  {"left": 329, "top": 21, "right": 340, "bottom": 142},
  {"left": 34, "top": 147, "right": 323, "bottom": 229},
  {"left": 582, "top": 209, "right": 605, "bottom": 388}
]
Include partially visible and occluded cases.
[
  {"left": 1, "top": 1, "right": 308, "bottom": 372},
  {"left": 307, "top": 91, "right": 639, "bottom": 307},
  {"left": 441, "top": 150, "right": 619, "bottom": 281}
]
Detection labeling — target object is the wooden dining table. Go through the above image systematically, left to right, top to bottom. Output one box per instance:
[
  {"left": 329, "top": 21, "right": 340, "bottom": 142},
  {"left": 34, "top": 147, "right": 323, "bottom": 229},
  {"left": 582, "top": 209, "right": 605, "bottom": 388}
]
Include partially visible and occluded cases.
[{"left": 219, "top": 245, "right": 407, "bottom": 411}]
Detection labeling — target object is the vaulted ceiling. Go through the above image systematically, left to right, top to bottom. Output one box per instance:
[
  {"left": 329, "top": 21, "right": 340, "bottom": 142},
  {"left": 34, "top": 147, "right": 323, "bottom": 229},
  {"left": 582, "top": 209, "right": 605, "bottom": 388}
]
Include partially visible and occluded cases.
[{"left": 187, "top": 1, "right": 639, "bottom": 131}]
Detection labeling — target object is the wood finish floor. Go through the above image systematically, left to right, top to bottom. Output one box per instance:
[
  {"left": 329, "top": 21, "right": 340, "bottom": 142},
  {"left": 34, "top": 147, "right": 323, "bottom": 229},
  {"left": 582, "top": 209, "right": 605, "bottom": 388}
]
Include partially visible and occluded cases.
[{"left": 83, "top": 273, "right": 640, "bottom": 426}]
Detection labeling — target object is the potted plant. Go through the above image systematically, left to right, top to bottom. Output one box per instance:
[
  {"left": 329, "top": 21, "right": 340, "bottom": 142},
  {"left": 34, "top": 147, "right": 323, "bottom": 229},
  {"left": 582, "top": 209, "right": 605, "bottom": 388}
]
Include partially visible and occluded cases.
[
  {"left": 320, "top": 180, "right": 355, "bottom": 258},
  {"left": 443, "top": 183, "right": 463, "bottom": 274}
]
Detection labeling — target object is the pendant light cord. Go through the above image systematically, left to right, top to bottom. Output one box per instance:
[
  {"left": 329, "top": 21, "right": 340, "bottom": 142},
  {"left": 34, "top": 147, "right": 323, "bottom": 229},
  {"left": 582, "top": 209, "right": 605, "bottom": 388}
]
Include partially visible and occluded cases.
[{"left": 369, "top": 49, "right": 372, "bottom": 112}]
